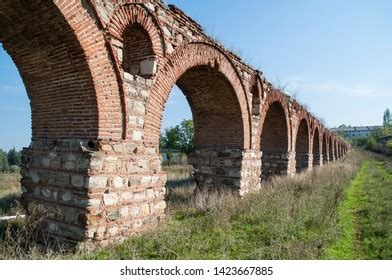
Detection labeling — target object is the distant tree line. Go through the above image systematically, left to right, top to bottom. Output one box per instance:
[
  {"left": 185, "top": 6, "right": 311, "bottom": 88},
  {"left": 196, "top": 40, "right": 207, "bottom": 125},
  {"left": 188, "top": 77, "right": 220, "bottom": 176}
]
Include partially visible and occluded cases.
[
  {"left": 351, "top": 108, "right": 392, "bottom": 154},
  {"left": 0, "top": 148, "right": 22, "bottom": 173}
]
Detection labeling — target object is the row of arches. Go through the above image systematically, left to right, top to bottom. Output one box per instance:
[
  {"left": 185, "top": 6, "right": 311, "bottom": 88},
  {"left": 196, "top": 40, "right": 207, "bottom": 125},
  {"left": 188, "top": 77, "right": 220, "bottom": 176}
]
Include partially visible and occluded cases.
[
  {"left": 0, "top": 1, "right": 350, "bottom": 242},
  {"left": 259, "top": 97, "right": 347, "bottom": 179}
]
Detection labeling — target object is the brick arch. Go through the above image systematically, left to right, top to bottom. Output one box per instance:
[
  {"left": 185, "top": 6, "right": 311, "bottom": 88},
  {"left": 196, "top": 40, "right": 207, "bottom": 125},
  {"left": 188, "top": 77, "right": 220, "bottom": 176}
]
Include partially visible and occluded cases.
[
  {"left": 0, "top": 0, "right": 122, "bottom": 140},
  {"left": 107, "top": 4, "right": 165, "bottom": 57},
  {"left": 144, "top": 42, "right": 251, "bottom": 149},
  {"left": 249, "top": 72, "right": 264, "bottom": 116},
  {"left": 257, "top": 89, "right": 291, "bottom": 151},
  {"left": 258, "top": 90, "right": 291, "bottom": 179},
  {"left": 292, "top": 106, "right": 311, "bottom": 146},
  {"left": 295, "top": 116, "right": 310, "bottom": 172},
  {"left": 312, "top": 126, "right": 321, "bottom": 166},
  {"left": 322, "top": 132, "right": 328, "bottom": 163},
  {"left": 328, "top": 135, "right": 334, "bottom": 161},
  {"left": 334, "top": 139, "right": 339, "bottom": 159}
]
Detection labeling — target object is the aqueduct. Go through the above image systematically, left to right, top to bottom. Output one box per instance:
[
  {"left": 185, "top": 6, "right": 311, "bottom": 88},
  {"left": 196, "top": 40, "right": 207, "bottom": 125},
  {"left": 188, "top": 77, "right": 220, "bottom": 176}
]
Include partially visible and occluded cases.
[{"left": 0, "top": 0, "right": 349, "bottom": 244}]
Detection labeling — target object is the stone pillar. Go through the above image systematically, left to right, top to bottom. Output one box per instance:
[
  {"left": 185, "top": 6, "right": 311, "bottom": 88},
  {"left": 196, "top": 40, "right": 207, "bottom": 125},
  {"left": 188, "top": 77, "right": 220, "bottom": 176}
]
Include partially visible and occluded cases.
[
  {"left": 21, "top": 139, "right": 167, "bottom": 245},
  {"left": 21, "top": 139, "right": 94, "bottom": 242},
  {"left": 189, "top": 148, "right": 262, "bottom": 196},
  {"left": 308, "top": 153, "right": 314, "bottom": 170}
]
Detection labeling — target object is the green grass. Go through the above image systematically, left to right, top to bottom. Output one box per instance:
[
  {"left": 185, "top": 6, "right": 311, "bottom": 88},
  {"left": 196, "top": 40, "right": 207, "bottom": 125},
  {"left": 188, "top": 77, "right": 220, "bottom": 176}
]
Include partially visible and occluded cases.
[
  {"left": 3, "top": 151, "right": 392, "bottom": 260},
  {"left": 325, "top": 159, "right": 392, "bottom": 259}
]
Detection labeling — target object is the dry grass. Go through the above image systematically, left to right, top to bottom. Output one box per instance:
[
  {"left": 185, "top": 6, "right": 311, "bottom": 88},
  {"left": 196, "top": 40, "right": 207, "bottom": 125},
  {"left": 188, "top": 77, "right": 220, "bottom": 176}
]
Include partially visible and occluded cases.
[
  {"left": 0, "top": 150, "right": 374, "bottom": 259},
  {"left": 82, "top": 150, "right": 368, "bottom": 260},
  {"left": 0, "top": 173, "right": 21, "bottom": 216}
]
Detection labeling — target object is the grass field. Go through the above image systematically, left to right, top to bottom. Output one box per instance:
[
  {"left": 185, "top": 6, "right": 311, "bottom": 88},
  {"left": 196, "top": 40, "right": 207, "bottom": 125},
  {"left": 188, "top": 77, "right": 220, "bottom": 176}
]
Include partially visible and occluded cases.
[
  {"left": 1, "top": 150, "right": 392, "bottom": 260},
  {"left": 80, "top": 151, "right": 363, "bottom": 260},
  {"left": 325, "top": 159, "right": 392, "bottom": 259},
  {"left": 0, "top": 172, "right": 21, "bottom": 216}
]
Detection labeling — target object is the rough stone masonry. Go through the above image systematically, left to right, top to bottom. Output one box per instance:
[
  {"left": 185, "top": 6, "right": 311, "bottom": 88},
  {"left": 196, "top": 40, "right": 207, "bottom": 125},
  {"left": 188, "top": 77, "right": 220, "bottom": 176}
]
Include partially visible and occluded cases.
[{"left": 0, "top": 0, "right": 349, "bottom": 245}]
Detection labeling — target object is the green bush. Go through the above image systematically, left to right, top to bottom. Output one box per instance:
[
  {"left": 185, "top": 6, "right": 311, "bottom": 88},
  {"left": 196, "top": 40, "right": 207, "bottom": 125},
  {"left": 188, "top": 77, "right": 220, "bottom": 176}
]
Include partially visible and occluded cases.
[{"left": 386, "top": 140, "right": 392, "bottom": 151}]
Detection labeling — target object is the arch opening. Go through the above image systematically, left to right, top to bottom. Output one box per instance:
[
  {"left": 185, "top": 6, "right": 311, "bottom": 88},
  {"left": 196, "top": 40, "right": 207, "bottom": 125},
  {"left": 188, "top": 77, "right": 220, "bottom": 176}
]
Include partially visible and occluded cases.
[
  {"left": 0, "top": 0, "right": 107, "bottom": 242},
  {"left": 122, "top": 23, "right": 157, "bottom": 77},
  {"left": 160, "top": 65, "right": 245, "bottom": 193},
  {"left": 250, "top": 81, "right": 261, "bottom": 116},
  {"left": 260, "top": 101, "right": 289, "bottom": 179},
  {"left": 295, "top": 119, "right": 310, "bottom": 173},
  {"left": 313, "top": 128, "right": 320, "bottom": 166},
  {"left": 322, "top": 134, "right": 328, "bottom": 164},
  {"left": 329, "top": 138, "right": 334, "bottom": 161}
]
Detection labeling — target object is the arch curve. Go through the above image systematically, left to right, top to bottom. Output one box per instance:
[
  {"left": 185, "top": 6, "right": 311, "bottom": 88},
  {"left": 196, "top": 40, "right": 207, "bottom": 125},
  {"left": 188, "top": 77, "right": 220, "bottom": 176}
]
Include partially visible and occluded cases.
[
  {"left": 0, "top": 0, "right": 122, "bottom": 140},
  {"left": 107, "top": 3, "right": 165, "bottom": 57},
  {"left": 144, "top": 42, "right": 251, "bottom": 149},
  {"left": 256, "top": 88, "right": 291, "bottom": 151},
  {"left": 295, "top": 117, "right": 310, "bottom": 172}
]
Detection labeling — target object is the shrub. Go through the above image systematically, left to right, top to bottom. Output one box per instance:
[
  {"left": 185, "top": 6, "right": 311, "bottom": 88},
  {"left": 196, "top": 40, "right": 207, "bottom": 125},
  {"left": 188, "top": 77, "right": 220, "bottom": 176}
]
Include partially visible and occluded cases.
[{"left": 386, "top": 140, "right": 392, "bottom": 151}]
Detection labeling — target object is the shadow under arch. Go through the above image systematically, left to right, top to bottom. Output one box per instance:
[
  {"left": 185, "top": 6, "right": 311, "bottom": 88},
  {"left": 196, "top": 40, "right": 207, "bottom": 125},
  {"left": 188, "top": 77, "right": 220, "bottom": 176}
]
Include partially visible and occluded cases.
[
  {"left": 145, "top": 42, "right": 250, "bottom": 193},
  {"left": 260, "top": 100, "right": 290, "bottom": 179},
  {"left": 295, "top": 118, "right": 310, "bottom": 173},
  {"left": 312, "top": 127, "right": 320, "bottom": 166},
  {"left": 322, "top": 133, "right": 328, "bottom": 164}
]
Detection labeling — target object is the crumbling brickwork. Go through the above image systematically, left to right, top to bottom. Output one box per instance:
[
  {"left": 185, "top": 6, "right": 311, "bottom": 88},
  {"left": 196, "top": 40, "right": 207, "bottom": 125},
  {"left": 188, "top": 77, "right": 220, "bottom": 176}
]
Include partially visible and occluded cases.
[{"left": 0, "top": 0, "right": 349, "bottom": 244}]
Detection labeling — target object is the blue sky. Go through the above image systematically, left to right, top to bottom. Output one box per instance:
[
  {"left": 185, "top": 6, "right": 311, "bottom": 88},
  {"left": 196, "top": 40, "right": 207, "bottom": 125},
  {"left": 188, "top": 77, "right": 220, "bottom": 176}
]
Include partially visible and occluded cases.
[{"left": 1, "top": 0, "right": 391, "bottom": 150}]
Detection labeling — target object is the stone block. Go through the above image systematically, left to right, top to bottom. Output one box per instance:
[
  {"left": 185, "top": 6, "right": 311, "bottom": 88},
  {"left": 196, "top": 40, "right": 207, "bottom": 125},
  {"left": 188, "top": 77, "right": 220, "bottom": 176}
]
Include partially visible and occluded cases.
[
  {"left": 140, "top": 60, "right": 157, "bottom": 76},
  {"left": 71, "top": 174, "right": 85, "bottom": 188},
  {"left": 86, "top": 176, "right": 108, "bottom": 189},
  {"left": 113, "top": 176, "right": 123, "bottom": 189},
  {"left": 103, "top": 193, "right": 118, "bottom": 206},
  {"left": 130, "top": 206, "right": 140, "bottom": 217}
]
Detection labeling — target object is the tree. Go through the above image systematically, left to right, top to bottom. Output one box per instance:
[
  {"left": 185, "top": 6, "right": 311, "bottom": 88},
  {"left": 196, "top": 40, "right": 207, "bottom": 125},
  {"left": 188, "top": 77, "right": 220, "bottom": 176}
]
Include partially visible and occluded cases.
[
  {"left": 383, "top": 108, "right": 392, "bottom": 126},
  {"left": 160, "top": 119, "right": 194, "bottom": 156},
  {"left": 176, "top": 119, "right": 194, "bottom": 155},
  {"left": 7, "top": 148, "right": 21, "bottom": 167},
  {"left": 0, "top": 149, "right": 10, "bottom": 173}
]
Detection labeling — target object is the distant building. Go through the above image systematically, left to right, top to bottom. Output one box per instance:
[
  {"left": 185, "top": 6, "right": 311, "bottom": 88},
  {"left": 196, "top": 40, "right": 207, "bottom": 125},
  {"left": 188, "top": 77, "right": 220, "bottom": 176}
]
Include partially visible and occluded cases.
[{"left": 331, "top": 125, "right": 382, "bottom": 140}]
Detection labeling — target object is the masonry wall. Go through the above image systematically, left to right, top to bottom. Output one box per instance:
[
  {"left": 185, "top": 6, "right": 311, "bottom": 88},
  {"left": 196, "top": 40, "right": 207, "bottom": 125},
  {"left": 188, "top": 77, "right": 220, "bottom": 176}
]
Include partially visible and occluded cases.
[{"left": 0, "top": 0, "right": 349, "bottom": 245}]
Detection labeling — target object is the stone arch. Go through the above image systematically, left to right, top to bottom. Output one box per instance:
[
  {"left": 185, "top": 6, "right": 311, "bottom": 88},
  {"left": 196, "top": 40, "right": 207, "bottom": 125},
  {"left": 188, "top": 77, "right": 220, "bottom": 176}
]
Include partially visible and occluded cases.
[
  {"left": 144, "top": 42, "right": 251, "bottom": 149},
  {"left": 259, "top": 93, "right": 291, "bottom": 179},
  {"left": 295, "top": 118, "right": 310, "bottom": 173},
  {"left": 312, "top": 126, "right": 321, "bottom": 166}
]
